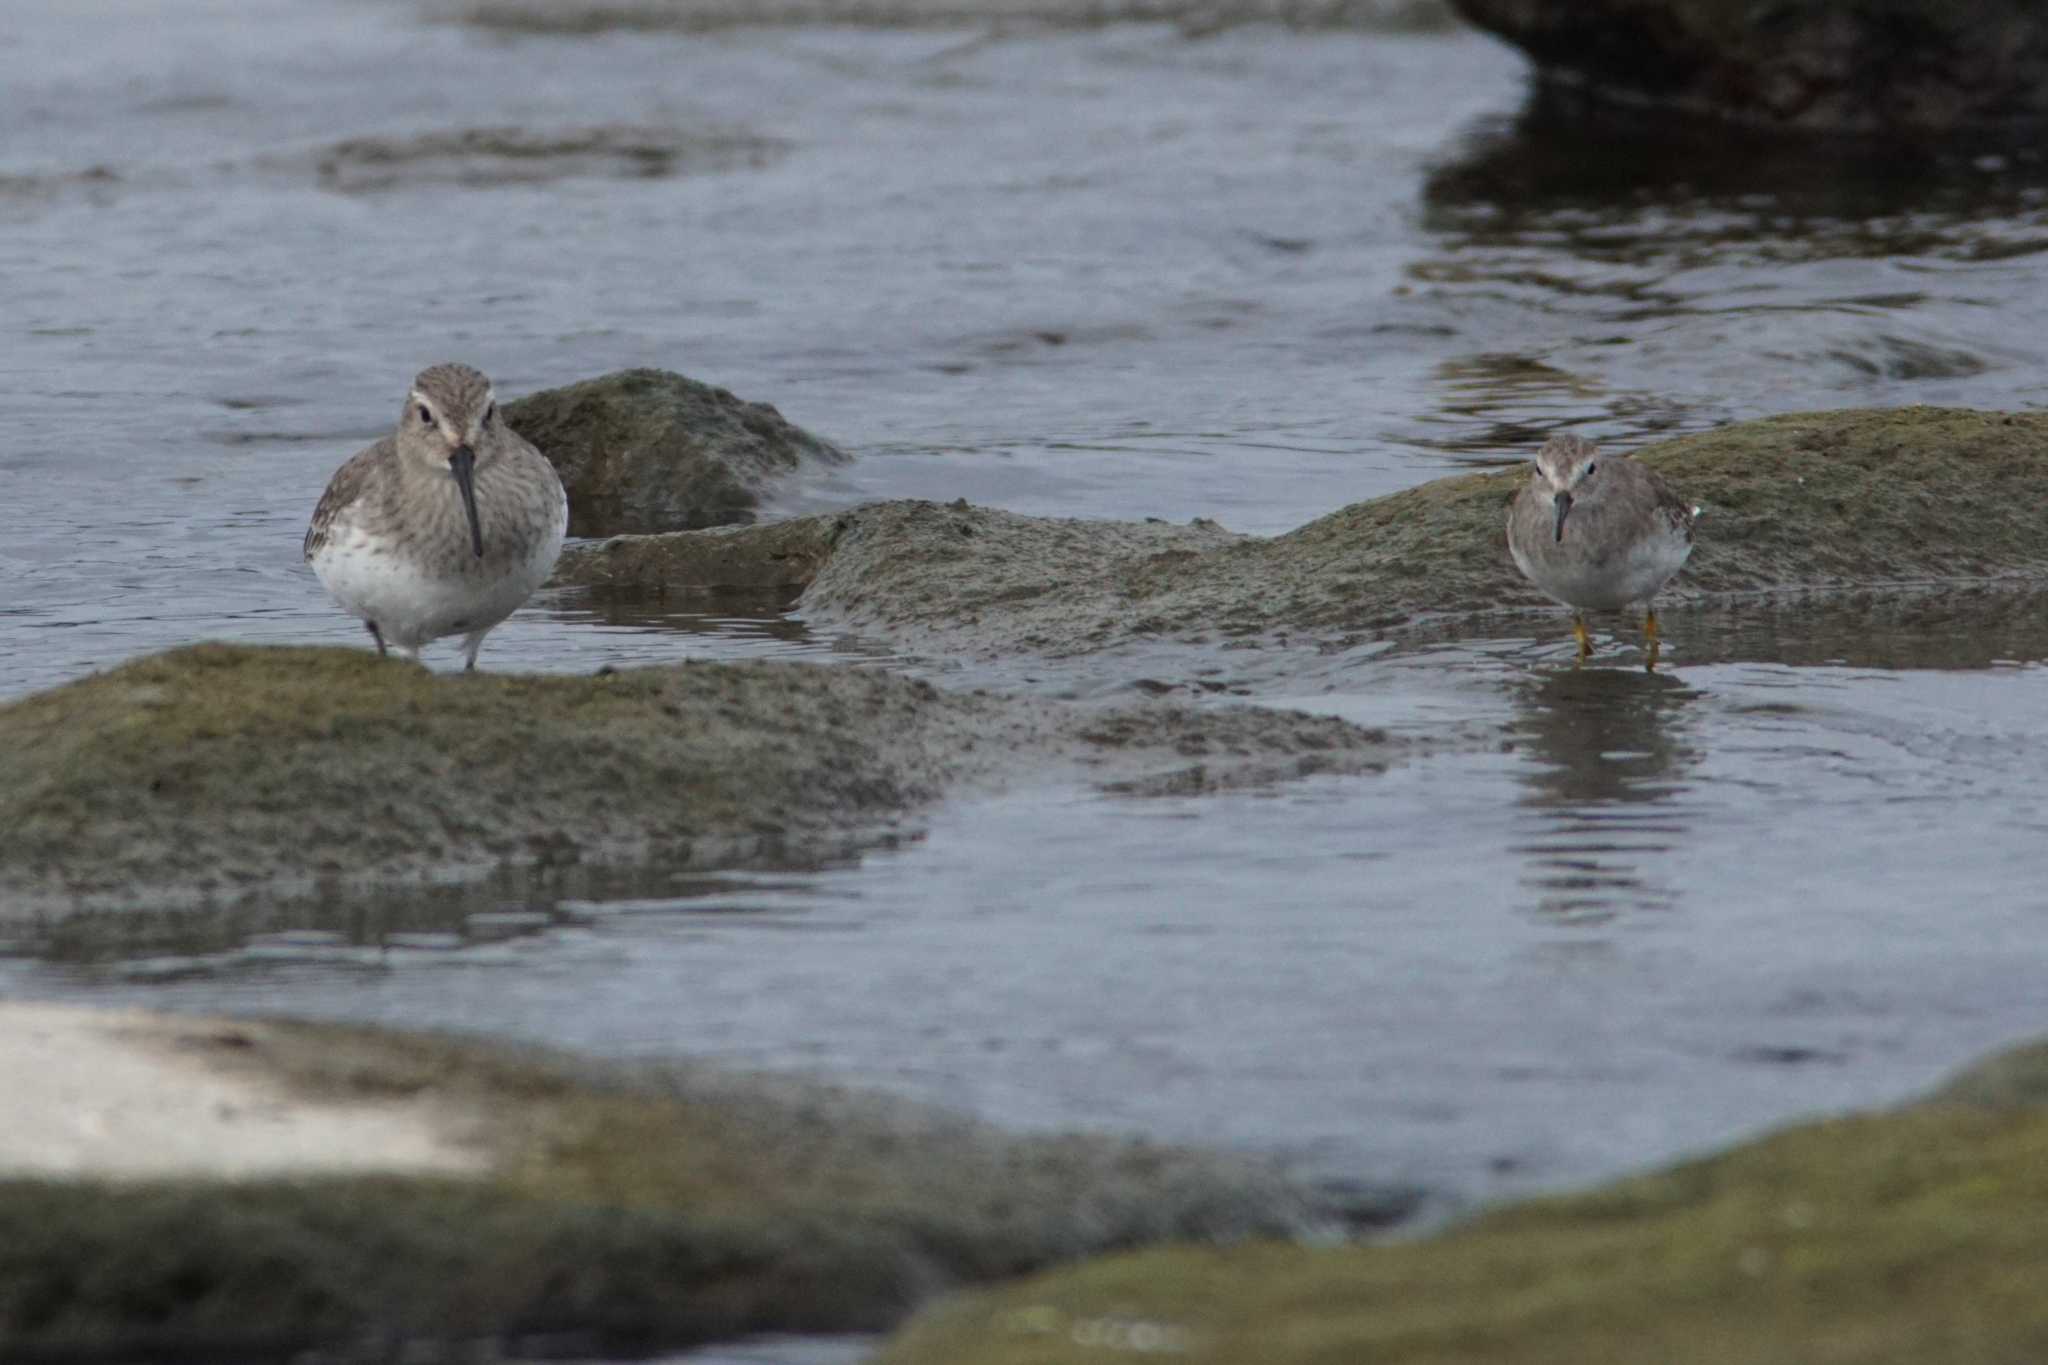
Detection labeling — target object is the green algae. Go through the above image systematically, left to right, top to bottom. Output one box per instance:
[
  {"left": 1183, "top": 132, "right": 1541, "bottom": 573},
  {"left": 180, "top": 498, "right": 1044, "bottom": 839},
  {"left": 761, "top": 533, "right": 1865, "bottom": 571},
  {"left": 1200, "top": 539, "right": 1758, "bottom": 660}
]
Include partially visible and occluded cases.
[
  {"left": 1236, "top": 405, "right": 2048, "bottom": 626},
  {"left": 557, "top": 407, "right": 2048, "bottom": 661},
  {"left": 0, "top": 643, "right": 1397, "bottom": 923},
  {"left": 0, "top": 644, "right": 977, "bottom": 917},
  {"left": 0, "top": 1018, "right": 1338, "bottom": 1361},
  {"left": 878, "top": 1041, "right": 2048, "bottom": 1365},
  {"left": 0, "top": 1179, "right": 853, "bottom": 1360}
]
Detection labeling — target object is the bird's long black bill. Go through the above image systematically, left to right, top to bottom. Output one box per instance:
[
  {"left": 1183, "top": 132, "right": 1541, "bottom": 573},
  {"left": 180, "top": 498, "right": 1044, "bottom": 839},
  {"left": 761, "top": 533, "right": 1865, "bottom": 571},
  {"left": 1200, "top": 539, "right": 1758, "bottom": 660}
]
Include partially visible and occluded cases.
[
  {"left": 450, "top": 445, "right": 484, "bottom": 559},
  {"left": 1552, "top": 490, "right": 1572, "bottom": 543}
]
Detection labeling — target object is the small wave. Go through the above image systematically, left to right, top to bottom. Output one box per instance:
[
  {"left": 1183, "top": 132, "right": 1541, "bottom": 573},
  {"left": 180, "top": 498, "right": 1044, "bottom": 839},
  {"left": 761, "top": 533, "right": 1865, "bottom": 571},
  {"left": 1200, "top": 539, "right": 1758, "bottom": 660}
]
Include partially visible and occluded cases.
[
  {"left": 312, "top": 124, "right": 790, "bottom": 193},
  {"left": 0, "top": 165, "right": 122, "bottom": 208},
  {"left": 1819, "top": 334, "right": 1991, "bottom": 382}
]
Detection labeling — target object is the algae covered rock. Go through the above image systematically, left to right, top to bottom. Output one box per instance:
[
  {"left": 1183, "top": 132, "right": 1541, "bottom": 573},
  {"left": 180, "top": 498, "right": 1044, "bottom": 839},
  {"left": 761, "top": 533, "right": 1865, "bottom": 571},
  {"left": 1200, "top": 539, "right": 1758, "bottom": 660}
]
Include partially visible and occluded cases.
[
  {"left": 1451, "top": 0, "right": 2048, "bottom": 132},
  {"left": 503, "top": 367, "right": 849, "bottom": 535},
  {"left": 560, "top": 407, "right": 2048, "bottom": 659},
  {"left": 563, "top": 513, "right": 842, "bottom": 591},
  {"left": 0, "top": 644, "right": 1395, "bottom": 919},
  {"left": 0, "top": 644, "right": 985, "bottom": 916},
  {"left": 0, "top": 1014, "right": 1348, "bottom": 1361},
  {"left": 878, "top": 1038, "right": 2048, "bottom": 1365}
]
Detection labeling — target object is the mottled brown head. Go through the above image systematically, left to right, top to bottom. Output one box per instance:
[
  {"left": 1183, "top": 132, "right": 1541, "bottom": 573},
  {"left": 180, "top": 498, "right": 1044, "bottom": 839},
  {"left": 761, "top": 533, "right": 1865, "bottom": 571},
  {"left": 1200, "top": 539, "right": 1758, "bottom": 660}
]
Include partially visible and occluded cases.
[
  {"left": 398, "top": 363, "right": 500, "bottom": 558},
  {"left": 401, "top": 364, "right": 497, "bottom": 456},
  {"left": 1531, "top": 433, "right": 1602, "bottom": 543}
]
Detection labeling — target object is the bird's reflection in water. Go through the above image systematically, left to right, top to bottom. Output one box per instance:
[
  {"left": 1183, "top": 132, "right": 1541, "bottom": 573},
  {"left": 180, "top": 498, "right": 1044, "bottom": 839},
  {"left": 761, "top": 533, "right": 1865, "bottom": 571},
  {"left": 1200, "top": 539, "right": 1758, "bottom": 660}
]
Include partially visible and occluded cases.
[{"left": 1509, "top": 666, "right": 1702, "bottom": 926}]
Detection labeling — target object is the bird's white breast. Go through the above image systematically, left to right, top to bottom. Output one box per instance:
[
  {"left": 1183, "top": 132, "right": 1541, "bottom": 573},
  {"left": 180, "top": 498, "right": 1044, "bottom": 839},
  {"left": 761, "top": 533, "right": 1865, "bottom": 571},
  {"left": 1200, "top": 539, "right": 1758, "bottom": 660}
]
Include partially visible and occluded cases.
[
  {"left": 309, "top": 506, "right": 560, "bottom": 651},
  {"left": 1513, "top": 522, "right": 1691, "bottom": 612}
]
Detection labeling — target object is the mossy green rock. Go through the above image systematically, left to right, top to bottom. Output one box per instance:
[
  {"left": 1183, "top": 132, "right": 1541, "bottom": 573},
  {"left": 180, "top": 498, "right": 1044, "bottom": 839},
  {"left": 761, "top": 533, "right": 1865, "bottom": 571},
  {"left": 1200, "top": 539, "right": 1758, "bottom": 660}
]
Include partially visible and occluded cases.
[
  {"left": 1450, "top": 0, "right": 2048, "bottom": 132},
  {"left": 503, "top": 367, "right": 848, "bottom": 536},
  {"left": 558, "top": 407, "right": 2048, "bottom": 657},
  {"left": 0, "top": 644, "right": 1392, "bottom": 918},
  {"left": 0, "top": 644, "right": 969, "bottom": 915},
  {"left": 0, "top": 1018, "right": 1338, "bottom": 1360},
  {"left": 879, "top": 1040, "right": 2048, "bottom": 1364}
]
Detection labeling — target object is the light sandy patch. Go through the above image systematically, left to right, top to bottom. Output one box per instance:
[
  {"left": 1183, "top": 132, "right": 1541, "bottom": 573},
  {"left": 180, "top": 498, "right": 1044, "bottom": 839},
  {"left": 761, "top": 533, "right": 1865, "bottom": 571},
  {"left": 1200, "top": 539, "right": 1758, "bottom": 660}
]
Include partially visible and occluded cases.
[{"left": 0, "top": 1004, "right": 485, "bottom": 1179}]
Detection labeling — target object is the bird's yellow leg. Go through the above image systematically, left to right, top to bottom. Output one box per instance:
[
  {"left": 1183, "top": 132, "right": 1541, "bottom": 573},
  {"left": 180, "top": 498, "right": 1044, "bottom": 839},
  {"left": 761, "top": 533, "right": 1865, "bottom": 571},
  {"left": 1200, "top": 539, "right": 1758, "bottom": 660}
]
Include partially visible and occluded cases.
[
  {"left": 1644, "top": 607, "right": 1661, "bottom": 673},
  {"left": 1573, "top": 615, "right": 1592, "bottom": 662}
]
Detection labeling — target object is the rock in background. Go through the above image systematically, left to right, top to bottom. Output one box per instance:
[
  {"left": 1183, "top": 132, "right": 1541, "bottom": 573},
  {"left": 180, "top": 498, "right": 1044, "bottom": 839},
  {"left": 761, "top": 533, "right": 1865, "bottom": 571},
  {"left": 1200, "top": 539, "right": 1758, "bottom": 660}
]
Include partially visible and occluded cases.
[
  {"left": 1450, "top": 0, "right": 2048, "bottom": 132},
  {"left": 504, "top": 367, "right": 850, "bottom": 535},
  {"left": 559, "top": 407, "right": 2048, "bottom": 660}
]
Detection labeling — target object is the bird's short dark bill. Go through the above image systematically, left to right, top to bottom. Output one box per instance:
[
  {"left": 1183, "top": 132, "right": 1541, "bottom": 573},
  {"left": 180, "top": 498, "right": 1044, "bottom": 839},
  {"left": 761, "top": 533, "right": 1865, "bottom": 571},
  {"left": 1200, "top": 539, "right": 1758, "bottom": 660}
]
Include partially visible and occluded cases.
[
  {"left": 450, "top": 445, "right": 484, "bottom": 558},
  {"left": 1552, "top": 490, "right": 1572, "bottom": 543}
]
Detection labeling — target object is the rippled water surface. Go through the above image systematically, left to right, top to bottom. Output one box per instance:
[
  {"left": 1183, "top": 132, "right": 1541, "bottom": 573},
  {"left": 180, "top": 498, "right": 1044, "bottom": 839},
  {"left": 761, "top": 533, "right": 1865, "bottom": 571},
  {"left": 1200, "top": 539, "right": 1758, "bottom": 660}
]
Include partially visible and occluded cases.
[{"left": 8, "top": 0, "right": 2048, "bottom": 1227}]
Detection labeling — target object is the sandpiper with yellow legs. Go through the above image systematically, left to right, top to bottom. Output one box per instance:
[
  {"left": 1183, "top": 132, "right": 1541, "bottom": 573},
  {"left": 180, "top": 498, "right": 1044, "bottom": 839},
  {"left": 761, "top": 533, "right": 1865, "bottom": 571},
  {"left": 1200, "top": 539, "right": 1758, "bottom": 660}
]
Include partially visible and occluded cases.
[{"left": 1506, "top": 433, "right": 1696, "bottom": 671}]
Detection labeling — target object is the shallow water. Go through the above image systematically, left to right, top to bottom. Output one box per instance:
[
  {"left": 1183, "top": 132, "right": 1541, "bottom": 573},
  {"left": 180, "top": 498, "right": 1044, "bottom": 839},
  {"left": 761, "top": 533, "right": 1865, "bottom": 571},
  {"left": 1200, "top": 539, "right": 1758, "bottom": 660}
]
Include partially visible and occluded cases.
[
  {"left": 8, "top": 0, "right": 2048, "bottom": 1236},
  {"left": 13, "top": 599, "right": 2048, "bottom": 1218}
]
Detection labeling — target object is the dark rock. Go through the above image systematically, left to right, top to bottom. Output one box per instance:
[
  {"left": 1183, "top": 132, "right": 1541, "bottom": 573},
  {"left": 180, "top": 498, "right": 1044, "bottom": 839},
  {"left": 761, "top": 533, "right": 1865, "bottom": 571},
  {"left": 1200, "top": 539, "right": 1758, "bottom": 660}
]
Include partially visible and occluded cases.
[
  {"left": 437, "top": 0, "right": 1460, "bottom": 37},
  {"left": 1450, "top": 0, "right": 2048, "bottom": 133},
  {"left": 503, "top": 368, "right": 850, "bottom": 536}
]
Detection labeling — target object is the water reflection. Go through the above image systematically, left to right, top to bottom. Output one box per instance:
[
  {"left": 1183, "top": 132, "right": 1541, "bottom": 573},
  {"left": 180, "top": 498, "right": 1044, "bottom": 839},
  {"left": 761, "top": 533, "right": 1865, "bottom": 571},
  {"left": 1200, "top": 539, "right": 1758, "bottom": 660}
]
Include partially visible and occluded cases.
[
  {"left": 1400, "top": 86, "right": 2048, "bottom": 462},
  {"left": 1423, "top": 87, "right": 2048, "bottom": 247},
  {"left": 545, "top": 584, "right": 810, "bottom": 641},
  {"left": 1655, "top": 588, "right": 2048, "bottom": 671},
  {"left": 1508, "top": 666, "right": 1702, "bottom": 923},
  {"left": 22, "top": 856, "right": 871, "bottom": 973}
]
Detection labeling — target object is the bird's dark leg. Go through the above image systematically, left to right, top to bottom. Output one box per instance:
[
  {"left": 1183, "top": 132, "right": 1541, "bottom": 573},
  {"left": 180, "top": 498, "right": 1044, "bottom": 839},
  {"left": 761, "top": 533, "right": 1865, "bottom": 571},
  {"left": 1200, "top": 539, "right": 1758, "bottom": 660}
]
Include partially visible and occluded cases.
[{"left": 366, "top": 621, "right": 388, "bottom": 658}]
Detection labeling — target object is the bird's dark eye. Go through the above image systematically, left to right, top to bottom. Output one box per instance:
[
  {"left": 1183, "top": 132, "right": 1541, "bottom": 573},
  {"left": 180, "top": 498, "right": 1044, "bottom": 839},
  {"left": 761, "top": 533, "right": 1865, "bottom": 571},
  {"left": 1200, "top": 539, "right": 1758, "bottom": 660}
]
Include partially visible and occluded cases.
[
  {"left": 418, "top": 405, "right": 433, "bottom": 426},
  {"left": 1584, "top": 461, "right": 1597, "bottom": 477}
]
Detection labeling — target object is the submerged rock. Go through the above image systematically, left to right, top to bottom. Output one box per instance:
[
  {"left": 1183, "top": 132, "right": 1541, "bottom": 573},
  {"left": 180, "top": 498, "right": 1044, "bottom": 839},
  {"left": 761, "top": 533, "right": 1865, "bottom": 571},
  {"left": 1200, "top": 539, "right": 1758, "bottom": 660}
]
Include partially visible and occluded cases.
[
  {"left": 1450, "top": 0, "right": 2048, "bottom": 133},
  {"left": 314, "top": 125, "right": 787, "bottom": 192},
  {"left": 503, "top": 368, "right": 850, "bottom": 536},
  {"left": 558, "top": 407, "right": 2048, "bottom": 658},
  {"left": 564, "top": 514, "right": 846, "bottom": 591},
  {"left": 0, "top": 644, "right": 1392, "bottom": 919},
  {"left": 0, "top": 1011, "right": 1354, "bottom": 1360},
  {"left": 877, "top": 1037, "right": 2048, "bottom": 1363}
]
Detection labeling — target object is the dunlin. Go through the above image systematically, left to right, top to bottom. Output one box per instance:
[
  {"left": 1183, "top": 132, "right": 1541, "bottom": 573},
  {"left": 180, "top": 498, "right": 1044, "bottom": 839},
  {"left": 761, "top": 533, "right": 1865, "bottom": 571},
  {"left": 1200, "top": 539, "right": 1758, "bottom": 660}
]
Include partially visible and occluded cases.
[
  {"left": 305, "top": 364, "right": 567, "bottom": 670},
  {"left": 1506, "top": 433, "right": 1696, "bottom": 668}
]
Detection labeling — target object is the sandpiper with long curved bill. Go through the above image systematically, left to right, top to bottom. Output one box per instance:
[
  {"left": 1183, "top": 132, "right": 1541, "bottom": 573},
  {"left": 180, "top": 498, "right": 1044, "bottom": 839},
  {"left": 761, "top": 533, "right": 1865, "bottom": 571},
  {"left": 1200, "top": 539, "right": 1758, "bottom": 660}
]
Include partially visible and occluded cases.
[
  {"left": 305, "top": 363, "right": 568, "bottom": 670},
  {"left": 1506, "top": 432, "right": 1697, "bottom": 670}
]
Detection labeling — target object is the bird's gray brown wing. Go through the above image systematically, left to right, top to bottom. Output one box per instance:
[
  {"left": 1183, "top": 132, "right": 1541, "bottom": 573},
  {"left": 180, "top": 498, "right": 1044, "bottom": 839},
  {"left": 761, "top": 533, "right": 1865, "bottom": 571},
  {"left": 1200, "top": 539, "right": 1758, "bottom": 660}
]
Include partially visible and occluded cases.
[
  {"left": 510, "top": 426, "right": 570, "bottom": 524},
  {"left": 303, "top": 438, "right": 393, "bottom": 561},
  {"left": 1636, "top": 463, "right": 1697, "bottom": 544},
  {"left": 1503, "top": 480, "right": 1531, "bottom": 544}
]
